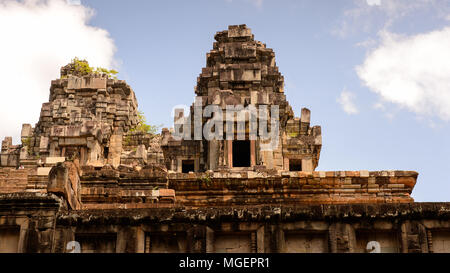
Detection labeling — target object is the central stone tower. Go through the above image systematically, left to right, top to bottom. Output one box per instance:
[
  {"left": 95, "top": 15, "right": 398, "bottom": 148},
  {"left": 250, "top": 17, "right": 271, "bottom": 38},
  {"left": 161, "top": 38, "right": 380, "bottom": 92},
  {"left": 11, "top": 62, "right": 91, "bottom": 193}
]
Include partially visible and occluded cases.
[{"left": 161, "top": 24, "right": 322, "bottom": 173}]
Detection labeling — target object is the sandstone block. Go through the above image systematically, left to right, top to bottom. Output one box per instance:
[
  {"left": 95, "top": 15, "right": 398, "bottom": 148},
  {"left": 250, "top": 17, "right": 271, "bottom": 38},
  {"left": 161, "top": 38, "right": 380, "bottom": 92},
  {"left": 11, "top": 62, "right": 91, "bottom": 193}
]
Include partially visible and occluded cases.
[
  {"left": 45, "top": 157, "right": 66, "bottom": 165},
  {"left": 37, "top": 167, "right": 52, "bottom": 176}
]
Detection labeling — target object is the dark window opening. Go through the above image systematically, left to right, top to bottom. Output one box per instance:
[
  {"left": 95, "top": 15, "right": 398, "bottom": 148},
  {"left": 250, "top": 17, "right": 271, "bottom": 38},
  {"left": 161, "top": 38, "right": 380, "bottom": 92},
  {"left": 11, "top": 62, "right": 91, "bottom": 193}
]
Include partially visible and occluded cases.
[
  {"left": 233, "top": 140, "right": 250, "bottom": 167},
  {"left": 104, "top": 147, "right": 109, "bottom": 159},
  {"left": 289, "top": 159, "right": 302, "bottom": 171},
  {"left": 182, "top": 160, "right": 195, "bottom": 173}
]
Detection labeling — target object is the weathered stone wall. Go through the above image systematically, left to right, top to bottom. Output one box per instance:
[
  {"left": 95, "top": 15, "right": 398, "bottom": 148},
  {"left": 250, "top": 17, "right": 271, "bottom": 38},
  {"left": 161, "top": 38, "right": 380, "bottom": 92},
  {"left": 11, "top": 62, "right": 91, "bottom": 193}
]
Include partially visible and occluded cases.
[
  {"left": 121, "top": 132, "right": 165, "bottom": 167},
  {"left": 1, "top": 137, "right": 18, "bottom": 168},
  {"left": 78, "top": 164, "right": 174, "bottom": 209},
  {"left": 0, "top": 168, "right": 30, "bottom": 193},
  {"left": 168, "top": 170, "right": 417, "bottom": 206},
  {"left": 0, "top": 193, "right": 61, "bottom": 253},
  {"left": 3, "top": 195, "right": 445, "bottom": 254},
  {"left": 47, "top": 203, "right": 450, "bottom": 253}
]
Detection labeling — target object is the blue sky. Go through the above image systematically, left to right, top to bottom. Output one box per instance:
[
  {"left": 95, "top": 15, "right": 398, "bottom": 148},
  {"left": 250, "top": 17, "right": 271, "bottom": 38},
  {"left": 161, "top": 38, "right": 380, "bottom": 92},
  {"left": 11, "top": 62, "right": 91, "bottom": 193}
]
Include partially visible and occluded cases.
[{"left": 1, "top": 0, "right": 450, "bottom": 201}]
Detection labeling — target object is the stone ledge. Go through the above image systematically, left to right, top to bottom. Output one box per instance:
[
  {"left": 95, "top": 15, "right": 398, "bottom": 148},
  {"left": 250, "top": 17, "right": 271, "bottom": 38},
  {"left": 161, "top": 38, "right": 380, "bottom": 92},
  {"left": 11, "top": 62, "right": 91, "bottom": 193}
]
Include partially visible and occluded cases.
[
  {"left": 168, "top": 170, "right": 418, "bottom": 180},
  {"left": 168, "top": 170, "right": 417, "bottom": 205},
  {"left": 0, "top": 192, "right": 62, "bottom": 210},
  {"left": 56, "top": 202, "right": 450, "bottom": 225}
]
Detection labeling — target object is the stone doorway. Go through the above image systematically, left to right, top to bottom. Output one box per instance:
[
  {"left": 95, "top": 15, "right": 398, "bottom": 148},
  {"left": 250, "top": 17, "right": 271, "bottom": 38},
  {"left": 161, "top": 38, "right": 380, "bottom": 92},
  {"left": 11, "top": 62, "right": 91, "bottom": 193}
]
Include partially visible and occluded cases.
[
  {"left": 233, "top": 140, "right": 251, "bottom": 167},
  {"left": 289, "top": 159, "right": 302, "bottom": 171},
  {"left": 182, "top": 160, "right": 195, "bottom": 173}
]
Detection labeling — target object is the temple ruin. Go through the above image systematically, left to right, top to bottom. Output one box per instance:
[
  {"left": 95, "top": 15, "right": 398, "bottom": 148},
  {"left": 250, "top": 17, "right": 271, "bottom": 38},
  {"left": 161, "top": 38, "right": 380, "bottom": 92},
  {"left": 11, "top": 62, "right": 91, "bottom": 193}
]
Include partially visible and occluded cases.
[{"left": 0, "top": 25, "right": 449, "bottom": 253}]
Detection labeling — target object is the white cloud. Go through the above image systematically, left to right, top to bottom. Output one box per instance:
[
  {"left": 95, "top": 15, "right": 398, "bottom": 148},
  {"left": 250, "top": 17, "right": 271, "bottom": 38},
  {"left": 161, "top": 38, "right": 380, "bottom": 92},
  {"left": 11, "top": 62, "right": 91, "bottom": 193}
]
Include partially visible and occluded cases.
[
  {"left": 0, "top": 0, "right": 117, "bottom": 143},
  {"left": 66, "top": 0, "right": 80, "bottom": 5},
  {"left": 333, "top": 0, "right": 450, "bottom": 38},
  {"left": 366, "top": 0, "right": 381, "bottom": 6},
  {"left": 357, "top": 27, "right": 450, "bottom": 121},
  {"left": 355, "top": 37, "right": 377, "bottom": 48},
  {"left": 337, "top": 89, "right": 359, "bottom": 115},
  {"left": 373, "top": 102, "right": 385, "bottom": 110}
]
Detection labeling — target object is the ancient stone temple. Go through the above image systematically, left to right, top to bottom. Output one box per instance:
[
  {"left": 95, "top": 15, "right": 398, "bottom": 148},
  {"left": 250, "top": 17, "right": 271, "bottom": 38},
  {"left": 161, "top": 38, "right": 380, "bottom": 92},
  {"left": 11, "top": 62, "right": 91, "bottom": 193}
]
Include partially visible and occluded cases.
[{"left": 0, "top": 25, "right": 449, "bottom": 253}]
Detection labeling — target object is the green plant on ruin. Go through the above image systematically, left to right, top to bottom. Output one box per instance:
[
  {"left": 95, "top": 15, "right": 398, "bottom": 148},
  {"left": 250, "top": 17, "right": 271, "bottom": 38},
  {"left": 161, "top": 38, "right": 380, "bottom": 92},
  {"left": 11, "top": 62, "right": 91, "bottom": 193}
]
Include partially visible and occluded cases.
[
  {"left": 66, "top": 57, "right": 119, "bottom": 79},
  {"left": 72, "top": 57, "right": 93, "bottom": 75},
  {"left": 94, "top": 67, "right": 119, "bottom": 79},
  {"left": 123, "top": 111, "right": 160, "bottom": 146},
  {"left": 130, "top": 111, "right": 160, "bottom": 135},
  {"left": 288, "top": 132, "right": 299, "bottom": 138},
  {"left": 123, "top": 134, "right": 132, "bottom": 146},
  {"left": 22, "top": 137, "right": 33, "bottom": 156},
  {"left": 198, "top": 173, "right": 212, "bottom": 187},
  {"left": 225, "top": 179, "right": 232, "bottom": 186}
]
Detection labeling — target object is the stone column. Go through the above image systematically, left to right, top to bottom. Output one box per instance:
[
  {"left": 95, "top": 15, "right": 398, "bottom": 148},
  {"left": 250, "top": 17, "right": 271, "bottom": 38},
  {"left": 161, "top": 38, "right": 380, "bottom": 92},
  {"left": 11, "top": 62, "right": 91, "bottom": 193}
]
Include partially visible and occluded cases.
[
  {"left": 208, "top": 140, "right": 217, "bottom": 171},
  {"left": 227, "top": 140, "right": 233, "bottom": 168},
  {"left": 250, "top": 140, "right": 256, "bottom": 167},
  {"left": 400, "top": 221, "right": 429, "bottom": 253},
  {"left": 329, "top": 223, "right": 355, "bottom": 253},
  {"left": 187, "top": 225, "right": 206, "bottom": 253},
  {"left": 256, "top": 225, "right": 265, "bottom": 253},
  {"left": 270, "top": 225, "right": 285, "bottom": 253},
  {"left": 52, "top": 227, "right": 75, "bottom": 253},
  {"left": 117, "top": 227, "right": 138, "bottom": 253},
  {"left": 206, "top": 227, "right": 214, "bottom": 253}
]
